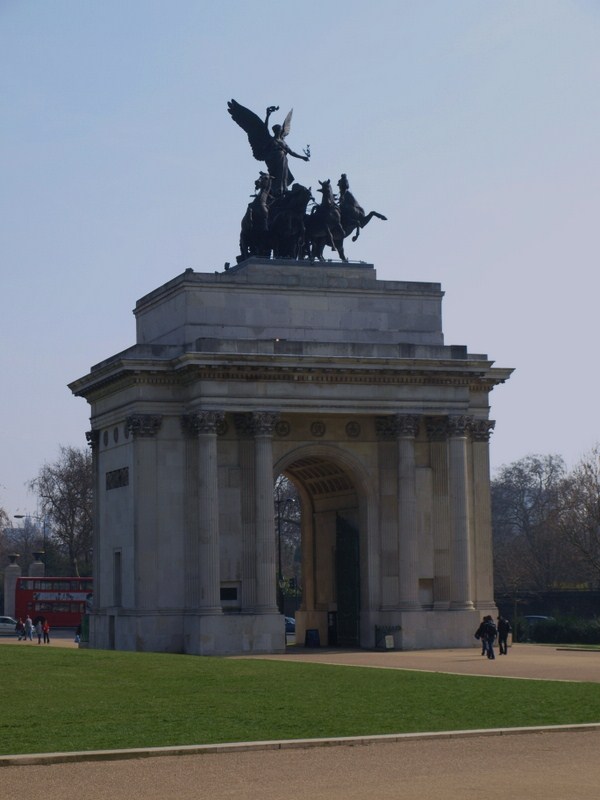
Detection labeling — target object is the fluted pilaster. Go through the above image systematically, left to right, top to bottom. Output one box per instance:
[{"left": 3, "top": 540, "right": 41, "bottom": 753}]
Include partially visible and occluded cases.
[
  {"left": 182, "top": 411, "right": 224, "bottom": 613},
  {"left": 252, "top": 411, "right": 280, "bottom": 613},
  {"left": 125, "top": 414, "right": 162, "bottom": 609},
  {"left": 396, "top": 415, "right": 421, "bottom": 610},
  {"left": 447, "top": 415, "right": 474, "bottom": 609},
  {"left": 426, "top": 418, "right": 451, "bottom": 608},
  {"left": 471, "top": 419, "right": 496, "bottom": 609}
]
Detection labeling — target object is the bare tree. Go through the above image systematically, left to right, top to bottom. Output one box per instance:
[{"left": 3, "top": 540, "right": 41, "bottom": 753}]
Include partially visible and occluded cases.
[
  {"left": 559, "top": 445, "right": 600, "bottom": 585},
  {"left": 29, "top": 446, "right": 93, "bottom": 576},
  {"left": 491, "top": 454, "right": 579, "bottom": 592},
  {"left": 0, "top": 506, "right": 10, "bottom": 565},
  {"left": 3, "top": 517, "right": 40, "bottom": 566}
]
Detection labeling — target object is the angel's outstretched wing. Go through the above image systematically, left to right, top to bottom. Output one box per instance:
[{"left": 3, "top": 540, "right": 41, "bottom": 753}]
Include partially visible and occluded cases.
[
  {"left": 227, "top": 99, "right": 271, "bottom": 161},
  {"left": 281, "top": 109, "right": 293, "bottom": 139}
]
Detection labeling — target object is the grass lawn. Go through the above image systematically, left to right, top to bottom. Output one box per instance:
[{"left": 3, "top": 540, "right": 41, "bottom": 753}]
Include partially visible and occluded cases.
[{"left": 1, "top": 647, "right": 600, "bottom": 755}]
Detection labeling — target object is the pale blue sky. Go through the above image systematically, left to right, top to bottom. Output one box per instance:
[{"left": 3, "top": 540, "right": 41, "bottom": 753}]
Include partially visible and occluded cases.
[{"left": 1, "top": 1, "right": 599, "bottom": 516}]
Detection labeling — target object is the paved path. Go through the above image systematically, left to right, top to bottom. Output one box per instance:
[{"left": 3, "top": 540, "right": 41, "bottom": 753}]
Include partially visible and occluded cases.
[
  {"left": 245, "top": 641, "right": 600, "bottom": 683},
  {"left": 2, "top": 642, "right": 600, "bottom": 799},
  {"left": 3, "top": 728, "right": 600, "bottom": 800}
]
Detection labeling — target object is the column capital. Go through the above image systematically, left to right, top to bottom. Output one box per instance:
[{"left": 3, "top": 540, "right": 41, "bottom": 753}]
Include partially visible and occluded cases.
[
  {"left": 181, "top": 410, "right": 225, "bottom": 436},
  {"left": 252, "top": 410, "right": 280, "bottom": 436},
  {"left": 234, "top": 411, "right": 280, "bottom": 437},
  {"left": 126, "top": 414, "right": 163, "bottom": 438},
  {"left": 375, "top": 414, "right": 420, "bottom": 440},
  {"left": 396, "top": 414, "right": 420, "bottom": 437},
  {"left": 446, "top": 415, "right": 474, "bottom": 438},
  {"left": 471, "top": 419, "right": 496, "bottom": 442},
  {"left": 86, "top": 429, "right": 100, "bottom": 450}
]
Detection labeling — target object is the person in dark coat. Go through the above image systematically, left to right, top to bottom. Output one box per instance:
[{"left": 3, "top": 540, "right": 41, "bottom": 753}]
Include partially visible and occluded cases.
[
  {"left": 481, "top": 615, "right": 497, "bottom": 660},
  {"left": 497, "top": 615, "right": 511, "bottom": 655},
  {"left": 475, "top": 619, "right": 487, "bottom": 655}
]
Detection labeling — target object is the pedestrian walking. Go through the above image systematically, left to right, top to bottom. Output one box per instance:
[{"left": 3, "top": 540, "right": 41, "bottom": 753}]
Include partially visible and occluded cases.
[
  {"left": 24, "top": 615, "right": 33, "bottom": 641},
  {"left": 481, "top": 615, "right": 497, "bottom": 660},
  {"left": 497, "top": 615, "right": 511, "bottom": 655},
  {"left": 15, "top": 618, "right": 25, "bottom": 641},
  {"left": 35, "top": 619, "right": 43, "bottom": 644},
  {"left": 474, "top": 619, "right": 486, "bottom": 655},
  {"left": 43, "top": 620, "right": 51, "bottom": 644}
]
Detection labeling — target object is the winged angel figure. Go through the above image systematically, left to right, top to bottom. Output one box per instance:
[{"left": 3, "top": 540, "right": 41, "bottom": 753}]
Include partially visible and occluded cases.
[{"left": 227, "top": 99, "right": 310, "bottom": 196}]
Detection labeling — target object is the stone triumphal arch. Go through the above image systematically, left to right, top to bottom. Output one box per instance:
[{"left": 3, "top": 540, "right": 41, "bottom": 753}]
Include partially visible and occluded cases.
[{"left": 70, "top": 259, "right": 512, "bottom": 654}]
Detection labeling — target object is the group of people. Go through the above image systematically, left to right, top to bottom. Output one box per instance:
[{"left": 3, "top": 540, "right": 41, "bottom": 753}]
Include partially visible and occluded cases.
[
  {"left": 15, "top": 615, "right": 50, "bottom": 644},
  {"left": 475, "top": 615, "right": 511, "bottom": 660}
]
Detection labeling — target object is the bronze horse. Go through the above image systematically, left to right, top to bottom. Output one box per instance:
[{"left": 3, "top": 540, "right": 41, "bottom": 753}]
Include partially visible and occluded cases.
[
  {"left": 238, "top": 172, "right": 387, "bottom": 263},
  {"left": 337, "top": 174, "right": 387, "bottom": 242},
  {"left": 239, "top": 177, "right": 312, "bottom": 261},
  {"left": 304, "top": 179, "right": 347, "bottom": 261},
  {"left": 269, "top": 184, "right": 313, "bottom": 259}
]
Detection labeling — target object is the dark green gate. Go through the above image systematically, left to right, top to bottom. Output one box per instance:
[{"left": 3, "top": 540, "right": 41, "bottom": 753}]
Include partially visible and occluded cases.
[{"left": 335, "top": 515, "right": 360, "bottom": 646}]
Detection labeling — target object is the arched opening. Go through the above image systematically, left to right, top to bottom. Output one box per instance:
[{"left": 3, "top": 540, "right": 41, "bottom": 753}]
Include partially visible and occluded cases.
[
  {"left": 275, "top": 450, "right": 365, "bottom": 648},
  {"left": 273, "top": 475, "right": 302, "bottom": 621}
]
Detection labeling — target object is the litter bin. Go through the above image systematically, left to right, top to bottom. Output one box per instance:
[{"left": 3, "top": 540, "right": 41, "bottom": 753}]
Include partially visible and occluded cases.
[
  {"left": 374, "top": 624, "right": 401, "bottom": 649},
  {"left": 305, "top": 628, "right": 320, "bottom": 647}
]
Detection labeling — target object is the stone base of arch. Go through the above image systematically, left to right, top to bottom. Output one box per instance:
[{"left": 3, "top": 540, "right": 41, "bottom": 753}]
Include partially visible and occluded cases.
[
  {"left": 71, "top": 259, "right": 511, "bottom": 656},
  {"left": 294, "top": 608, "right": 488, "bottom": 652},
  {"left": 89, "top": 610, "right": 286, "bottom": 655}
]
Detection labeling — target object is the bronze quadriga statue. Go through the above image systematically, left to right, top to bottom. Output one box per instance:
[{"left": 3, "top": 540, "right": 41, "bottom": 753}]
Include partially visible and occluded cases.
[{"left": 228, "top": 99, "right": 386, "bottom": 262}]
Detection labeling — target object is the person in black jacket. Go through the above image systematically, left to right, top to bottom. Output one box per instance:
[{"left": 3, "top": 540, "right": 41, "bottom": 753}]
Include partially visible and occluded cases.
[
  {"left": 481, "top": 615, "right": 497, "bottom": 659},
  {"left": 497, "top": 615, "right": 511, "bottom": 655},
  {"left": 475, "top": 619, "right": 486, "bottom": 655}
]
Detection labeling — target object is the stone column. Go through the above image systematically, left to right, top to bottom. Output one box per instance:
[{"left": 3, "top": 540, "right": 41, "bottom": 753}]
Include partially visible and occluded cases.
[
  {"left": 182, "top": 411, "right": 224, "bottom": 613},
  {"left": 197, "top": 411, "right": 223, "bottom": 612},
  {"left": 252, "top": 411, "right": 279, "bottom": 613},
  {"left": 126, "top": 413, "right": 162, "bottom": 609},
  {"left": 181, "top": 415, "right": 200, "bottom": 609},
  {"left": 396, "top": 415, "right": 421, "bottom": 610},
  {"left": 447, "top": 415, "right": 475, "bottom": 609},
  {"left": 375, "top": 417, "right": 400, "bottom": 610},
  {"left": 426, "top": 418, "right": 451, "bottom": 609},
  {"left": 471, "top": 419, "right": 496, "bottom": 610},
  {"left": 239, "top": 432, "right": 256, "bottom": 611},
  {"left": 28, "top": 553, "right": 45, "bottom": 578},
  {"left": 4, "top": 555, "right": 21, "bottom": 618}
]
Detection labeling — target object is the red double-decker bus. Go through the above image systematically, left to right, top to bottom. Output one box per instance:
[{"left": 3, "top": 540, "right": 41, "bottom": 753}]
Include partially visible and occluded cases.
[{"left": 15, "top": 576, "right": 93, "bottom": 627}]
